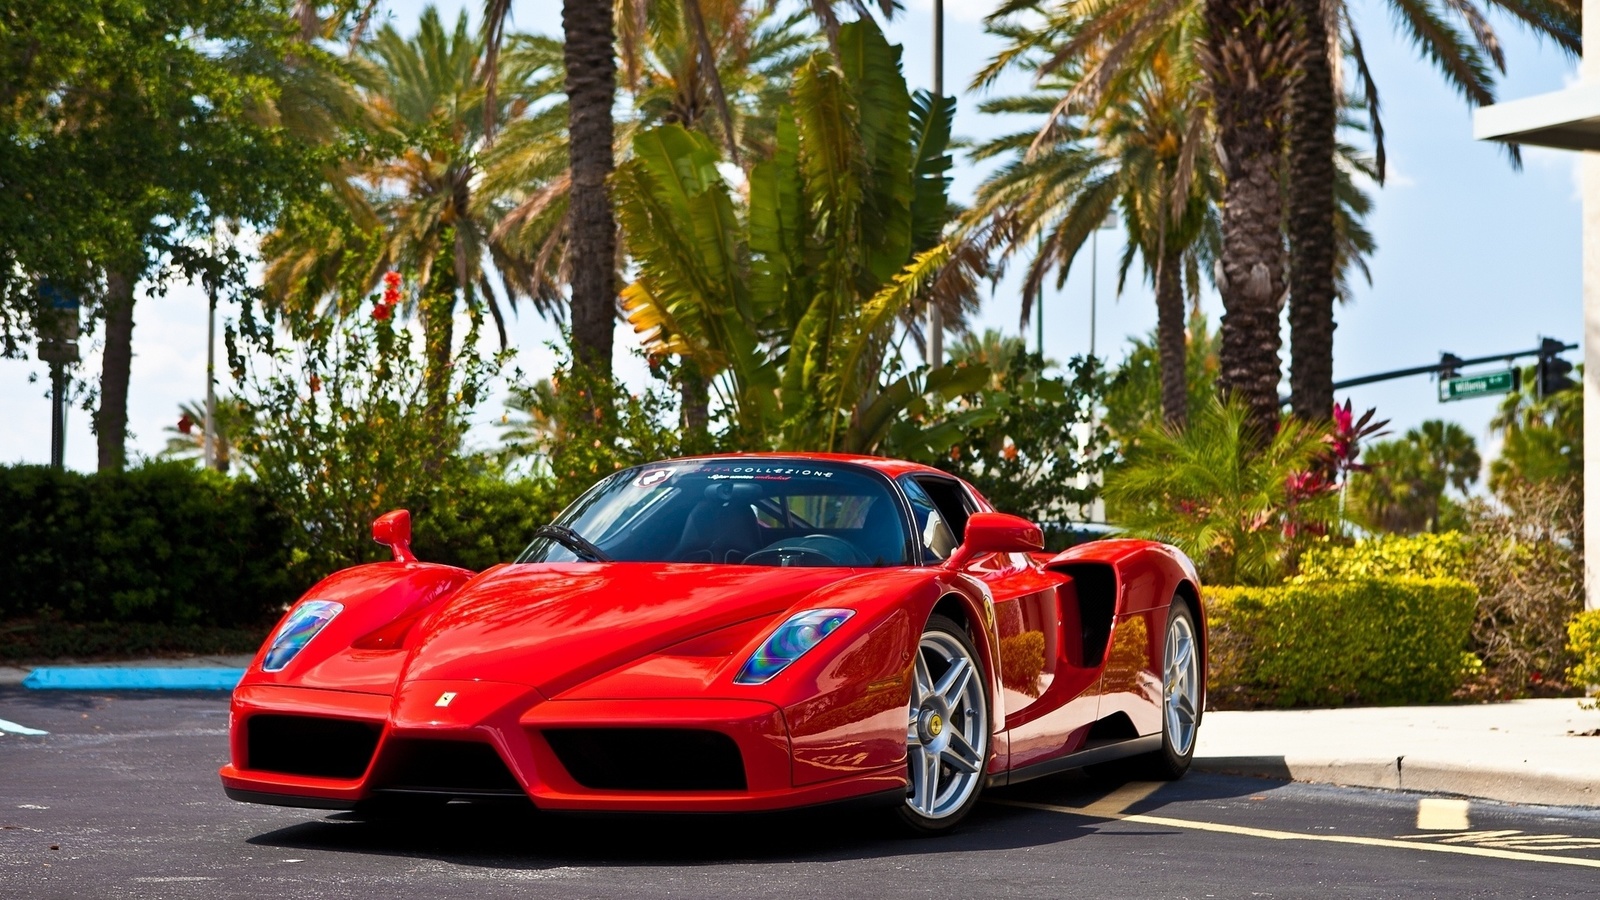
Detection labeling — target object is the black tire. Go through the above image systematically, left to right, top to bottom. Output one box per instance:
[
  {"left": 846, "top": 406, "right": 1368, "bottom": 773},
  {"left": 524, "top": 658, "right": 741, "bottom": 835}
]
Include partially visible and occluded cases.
[
  {"left": 1124, "top": 600, "right": 1203, "bottom": 781},
  {"left": 895, "top": 613, "right": 992, "bottom": 836}
]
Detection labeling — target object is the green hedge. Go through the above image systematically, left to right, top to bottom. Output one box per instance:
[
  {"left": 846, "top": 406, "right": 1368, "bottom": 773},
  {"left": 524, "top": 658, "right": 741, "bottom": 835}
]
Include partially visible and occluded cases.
[
  {"left": 0, "top": 463, "right": 295, "bottom": 626},
  {"left": 0, "top": 464, "right": 564, "bottom": 632},
  {"left": 1294, "top": 533, "right": 1471, "bottom": 582},
  {"left": 1208, "top": 577, "right": 1478, "bottom": 707}
]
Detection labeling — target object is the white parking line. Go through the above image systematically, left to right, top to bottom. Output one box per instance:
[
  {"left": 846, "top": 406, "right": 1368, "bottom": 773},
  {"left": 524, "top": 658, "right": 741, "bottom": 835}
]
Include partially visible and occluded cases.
[
  {"left": 0, "top": 718, "right": 47, "bottom": 736},
  {"left": 994, "top": 799, "right": 1600, "bottom": 870}
]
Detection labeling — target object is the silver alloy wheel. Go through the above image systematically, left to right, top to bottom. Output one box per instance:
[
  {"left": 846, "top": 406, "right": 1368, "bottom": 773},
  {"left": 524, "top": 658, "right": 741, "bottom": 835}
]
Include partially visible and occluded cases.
[
  {"left": 1163, "top": 610, "right": 1201, "bottom": 757},
  {"left": 905, "top": 630, "right": 988, "bottom": 820}
]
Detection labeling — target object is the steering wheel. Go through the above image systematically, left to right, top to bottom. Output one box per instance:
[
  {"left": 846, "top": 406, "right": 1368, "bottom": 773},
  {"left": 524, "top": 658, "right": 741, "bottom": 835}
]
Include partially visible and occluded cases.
[{"left": 743, "top": 534, "right": 868, "bottom": 568}]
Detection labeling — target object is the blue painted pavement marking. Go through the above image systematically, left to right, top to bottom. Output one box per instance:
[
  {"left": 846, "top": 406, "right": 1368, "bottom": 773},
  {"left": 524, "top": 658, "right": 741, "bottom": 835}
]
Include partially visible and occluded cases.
[
  {"left": 22, "top": 668, "right": 245, "bottom": 691},
  {"left": 0, "top": 718, "right": 48, "bottom": 735}
]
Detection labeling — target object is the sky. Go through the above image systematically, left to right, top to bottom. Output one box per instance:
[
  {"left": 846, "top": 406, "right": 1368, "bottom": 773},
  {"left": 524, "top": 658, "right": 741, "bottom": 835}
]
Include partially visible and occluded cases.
[{"left": 0, "top": 0, "right": 1583, "bottom": 475}]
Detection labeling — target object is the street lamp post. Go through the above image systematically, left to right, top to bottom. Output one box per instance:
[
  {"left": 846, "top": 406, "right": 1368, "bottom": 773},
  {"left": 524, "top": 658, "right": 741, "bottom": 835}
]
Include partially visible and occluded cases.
[
  {"left": 1089, "top": 209, "right": 1118, "bottom": 360},
  {"left": 204, "top": 273, "right": 217, "bottom": 472},
  {"left": 36, "top": 284, "right": 81, "bottom": 470}
]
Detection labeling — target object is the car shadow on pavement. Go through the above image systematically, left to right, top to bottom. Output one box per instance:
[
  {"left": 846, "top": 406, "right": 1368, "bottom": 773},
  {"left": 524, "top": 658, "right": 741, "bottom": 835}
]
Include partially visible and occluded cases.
[{"left": 243, "top": 770, "right": 1284, "bottom": 870}]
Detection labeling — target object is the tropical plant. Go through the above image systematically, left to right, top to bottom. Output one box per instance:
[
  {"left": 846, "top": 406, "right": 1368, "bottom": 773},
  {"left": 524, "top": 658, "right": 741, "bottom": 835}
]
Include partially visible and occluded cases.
[
  {"left": 980, "top": 0, "right": 1575, "bottom": 432},
  {"left": 558, "top": 1, "right": 620, "bottom": 379},
  {"left": 615, "top": 19, "right": 982, "bottom": 451},
  {"left": 948, "top": 330, "right": 1037, "bottom": 391},
  {"left": 1489, "top": 368, "right": 1582, "bottom": 502},
  {"left": 1103, "top": 397, "right": 1336, "bottom": 586},
  {"left": 161, "top": 399, "right": 257, "bottom": 475}
]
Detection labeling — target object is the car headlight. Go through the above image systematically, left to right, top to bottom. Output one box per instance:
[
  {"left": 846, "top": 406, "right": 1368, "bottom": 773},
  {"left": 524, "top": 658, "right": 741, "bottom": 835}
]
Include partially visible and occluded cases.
[
  {"left": 262, "top": 600, "right": 343, "bottom": 672},
  {"left": 734, "top": 609, "right": 854, "bottom": 685}
]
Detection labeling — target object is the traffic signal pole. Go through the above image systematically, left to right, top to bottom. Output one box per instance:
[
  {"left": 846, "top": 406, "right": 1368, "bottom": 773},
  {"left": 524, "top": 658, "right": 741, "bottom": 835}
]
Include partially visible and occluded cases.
[{"left": 1281, "top": 340, "right": 1578, "bottom": 406}]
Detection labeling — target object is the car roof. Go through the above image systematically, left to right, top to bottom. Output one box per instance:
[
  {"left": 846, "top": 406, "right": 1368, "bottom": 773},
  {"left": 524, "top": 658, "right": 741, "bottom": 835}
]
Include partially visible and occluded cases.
[{"left": 660, "top": 451, "right": 952, "bottom": 480}]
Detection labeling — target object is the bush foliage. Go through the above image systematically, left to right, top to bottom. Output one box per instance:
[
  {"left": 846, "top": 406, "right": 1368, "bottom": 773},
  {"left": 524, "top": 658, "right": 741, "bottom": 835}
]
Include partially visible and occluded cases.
[
  {"left": 0, "top": 463, "right": 294, "bottom": 626},
  {"left": 0, "top": 463, "right": 560, "bottom": 641},
  {"left": 1294, "top": 533, "right": 1471, "bottom": 582},
  {"left": 1207, "top": 577, "right": 1478, "bottom": 707},
  {"left": 1566, "top": 610, "right": 1600, "bottom": 695}
]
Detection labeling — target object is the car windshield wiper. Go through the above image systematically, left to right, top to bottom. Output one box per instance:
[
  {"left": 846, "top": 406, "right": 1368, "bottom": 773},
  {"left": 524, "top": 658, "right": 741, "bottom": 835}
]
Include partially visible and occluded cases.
[{"left": 532, "top": 525, "right": 613, "bottom": 563}]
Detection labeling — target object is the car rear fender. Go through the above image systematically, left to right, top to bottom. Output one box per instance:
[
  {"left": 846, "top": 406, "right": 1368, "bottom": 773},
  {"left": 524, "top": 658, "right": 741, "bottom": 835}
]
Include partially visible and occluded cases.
[{"left": 1044, "top": 539, "right": 1206, "bottom": 687}]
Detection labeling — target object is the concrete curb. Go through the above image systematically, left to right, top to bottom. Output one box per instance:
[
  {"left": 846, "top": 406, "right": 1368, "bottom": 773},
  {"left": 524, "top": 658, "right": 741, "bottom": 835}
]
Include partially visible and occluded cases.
[
  {"left": 21, "top": 667, "right": 245, "bottom": 691},
  {"left": 1194, "top": 755, "right": 1600, "bottom": 809}
]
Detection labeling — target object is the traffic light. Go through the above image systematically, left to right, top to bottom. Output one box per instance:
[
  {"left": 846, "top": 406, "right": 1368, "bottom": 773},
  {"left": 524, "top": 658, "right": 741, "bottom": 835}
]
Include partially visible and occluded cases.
[
  {"left": 1537, "top": 338, "right": 1577, "bottom": 399},
  {"left": 1439, "top": 352, "right": 1464, "bottom": 380}
]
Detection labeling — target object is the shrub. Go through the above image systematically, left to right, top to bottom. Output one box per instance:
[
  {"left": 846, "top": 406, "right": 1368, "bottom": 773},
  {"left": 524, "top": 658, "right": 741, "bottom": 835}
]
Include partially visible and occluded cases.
[
  {"left": 1104, "top": 397, "right": 1336, "bottom": 586},
  {"left": 0, "top": 463, "right": 295, "bottom": 626},
  {"left": 412, "top": 476, "right": 564, "bottom": 571},
  {"left": 1294, "top": 532, "right": 1471, "bottom": 582},
  {"left": 1207, "top": 578, "right": 1477, "bottom": 707},
  {"left": 1567, "top": 610, "right": 1600, "bottom": 696}
]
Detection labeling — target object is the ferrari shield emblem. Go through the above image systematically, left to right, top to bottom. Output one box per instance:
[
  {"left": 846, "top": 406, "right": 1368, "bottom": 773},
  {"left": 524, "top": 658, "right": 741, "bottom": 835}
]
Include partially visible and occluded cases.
[{"left": 435, "top": 692, "right": 457, "bottom": 708}]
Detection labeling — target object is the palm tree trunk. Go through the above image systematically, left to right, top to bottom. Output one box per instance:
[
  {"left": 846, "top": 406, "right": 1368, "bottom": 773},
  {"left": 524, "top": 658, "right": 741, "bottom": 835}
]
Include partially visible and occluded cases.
[
  {"left": 1203, "top": 0, "right": 1294, "bottom": 439},
  {"left": 1287, "top": 0, "right": 1337, "bottom": 424},
  {"left": 563, "top": 1, "right": 617, "bottom": 381},
  {"left": 1156, "top": 247, "right": 1188, "bottom": 429},
  {"left": 95, "top": 269, "right": 136, "bottom": 472},
  {"left": 680, "top": 366, "right": 710, "bottom": 444}
]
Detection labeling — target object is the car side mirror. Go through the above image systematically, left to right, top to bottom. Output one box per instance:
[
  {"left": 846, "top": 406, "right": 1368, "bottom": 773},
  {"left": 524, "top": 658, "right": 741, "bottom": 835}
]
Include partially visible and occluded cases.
[
  {"left": 372, "top": 509, "right": 418, "bottom": 563},
  {"left": 943, "top": 512, "right": 1044, "bottom": 570}
]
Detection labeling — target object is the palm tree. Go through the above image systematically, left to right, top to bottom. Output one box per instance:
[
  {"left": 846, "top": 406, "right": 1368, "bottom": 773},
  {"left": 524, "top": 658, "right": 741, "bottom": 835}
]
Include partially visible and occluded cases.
[
  {"left": 988, "top": 0, "right": 1576, "bottom": 435},
  {"left": 1287, "top": 0, "right": 1580, "bottom": 421},
  {"left": 558, "top": 2, "right": 621, "bottom": 379},
  {"left": 265, "top": 8, "right": 550, "bottom": 418},
  {"left": 615, "top": 19, "right": 971, "bottom": 451},
  {"left": 970, "top": 25, "right": 1220, "bottom": 429},
  {"left": 162, "top": 399, "right": 255, "bottom": 474},
  {"left": 1350, "top": 421, "right": 1479, "bottom": 533}
]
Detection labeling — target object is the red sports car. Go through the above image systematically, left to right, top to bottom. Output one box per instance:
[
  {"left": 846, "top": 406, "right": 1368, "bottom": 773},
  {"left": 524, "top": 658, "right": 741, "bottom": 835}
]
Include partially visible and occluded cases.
[{"left": 221, "top": 453, "right": 1206, "bottom": 833}]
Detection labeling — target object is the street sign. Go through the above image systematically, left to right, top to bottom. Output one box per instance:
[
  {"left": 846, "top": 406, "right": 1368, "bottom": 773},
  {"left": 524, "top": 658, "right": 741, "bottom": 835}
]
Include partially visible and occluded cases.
[{"left": 1440, "top": 369, "right": 1518, "bottom": 402}]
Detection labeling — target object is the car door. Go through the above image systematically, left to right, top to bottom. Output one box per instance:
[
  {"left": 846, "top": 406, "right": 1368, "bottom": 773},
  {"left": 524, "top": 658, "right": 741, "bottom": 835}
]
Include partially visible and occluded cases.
[{"left": 900, "top": 477, "right": 1077, "bottom": 753}]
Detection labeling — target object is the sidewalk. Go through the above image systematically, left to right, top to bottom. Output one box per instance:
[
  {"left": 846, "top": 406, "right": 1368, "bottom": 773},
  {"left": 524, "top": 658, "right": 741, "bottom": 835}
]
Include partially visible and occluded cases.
[
  {"left": 0, "top": 655, "right": 254, "bottom": 689},
  {"left": 1195, "top": 699, "right": 1600, "bottom": 808}
]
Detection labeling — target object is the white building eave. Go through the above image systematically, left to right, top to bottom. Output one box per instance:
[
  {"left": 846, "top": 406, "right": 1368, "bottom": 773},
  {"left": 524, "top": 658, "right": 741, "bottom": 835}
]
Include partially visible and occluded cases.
[{"left": 1475, "top": 84, "right": 1600, "bottom": 150}]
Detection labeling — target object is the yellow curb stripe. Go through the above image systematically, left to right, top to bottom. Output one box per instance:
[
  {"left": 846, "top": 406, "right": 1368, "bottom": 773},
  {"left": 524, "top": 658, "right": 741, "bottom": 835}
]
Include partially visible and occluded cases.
[{"left": 991, "top": 799, "right": 1600, "bottom": 870}]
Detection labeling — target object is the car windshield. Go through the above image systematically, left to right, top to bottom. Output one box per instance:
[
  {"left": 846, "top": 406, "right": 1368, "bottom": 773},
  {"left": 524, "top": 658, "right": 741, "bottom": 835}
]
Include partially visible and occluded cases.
[{"left": 517, "top": 460, "right": 911, "bottom": 567}]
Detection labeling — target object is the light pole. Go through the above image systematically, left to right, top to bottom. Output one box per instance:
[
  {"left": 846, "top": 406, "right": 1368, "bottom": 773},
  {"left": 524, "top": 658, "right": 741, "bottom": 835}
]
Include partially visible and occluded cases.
[
  {"left": 927, "top": 0, "right": 944, "bottom": 371},
  {"left": 1088, "top": 209, "right": 1118, "bottom": 360},
  {"left": 204, "top": 272, "right": 217, "bottom": 471},
  {"left": 37, "top": 284, "right": 80, "bottom": 470}
]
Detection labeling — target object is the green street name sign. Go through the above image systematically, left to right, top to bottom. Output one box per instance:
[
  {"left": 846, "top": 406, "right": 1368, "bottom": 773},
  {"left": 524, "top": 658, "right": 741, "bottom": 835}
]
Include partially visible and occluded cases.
[{"left": 1440, "top": 369, "right": 1517, "bottom": 402}]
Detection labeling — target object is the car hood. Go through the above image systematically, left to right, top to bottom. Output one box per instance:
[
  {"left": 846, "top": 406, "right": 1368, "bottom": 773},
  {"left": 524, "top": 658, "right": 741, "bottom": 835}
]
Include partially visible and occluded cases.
[{"left": 400, "top": 562, "right": 859, "bottom": 694}]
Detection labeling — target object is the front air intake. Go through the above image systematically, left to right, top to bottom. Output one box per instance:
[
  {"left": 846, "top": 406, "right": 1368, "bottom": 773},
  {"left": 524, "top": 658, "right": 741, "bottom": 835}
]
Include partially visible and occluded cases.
[
  {"left": 247, "top": 715, "right": 381, "bottom": 779},
  {"left": 543, "top": 728, "right": 746, "bottom": 791},
  {"left": 372, "top": 739, "right": 523, "bottom": 795}
]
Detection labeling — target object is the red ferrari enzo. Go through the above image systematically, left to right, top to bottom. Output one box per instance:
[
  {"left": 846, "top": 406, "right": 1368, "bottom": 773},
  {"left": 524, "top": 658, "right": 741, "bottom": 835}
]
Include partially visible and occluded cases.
[{"left": 221, "top": 453, "right": 1206, "bottom": 834}]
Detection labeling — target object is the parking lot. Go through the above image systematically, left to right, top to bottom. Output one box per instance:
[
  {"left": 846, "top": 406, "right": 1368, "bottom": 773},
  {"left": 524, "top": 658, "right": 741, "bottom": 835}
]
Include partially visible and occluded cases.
[{"left": 4, "top": 688, "right": 1600, "bottom": 899}]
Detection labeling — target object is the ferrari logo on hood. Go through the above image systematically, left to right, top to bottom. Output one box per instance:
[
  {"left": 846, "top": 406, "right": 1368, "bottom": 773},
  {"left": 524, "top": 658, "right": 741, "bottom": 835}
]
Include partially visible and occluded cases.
[{"left": 435, "top": 692, "right": 457, "bottom": 708}]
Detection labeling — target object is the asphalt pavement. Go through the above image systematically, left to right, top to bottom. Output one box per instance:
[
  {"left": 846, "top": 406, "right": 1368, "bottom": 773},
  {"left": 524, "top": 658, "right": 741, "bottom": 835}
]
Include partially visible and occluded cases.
[{"left": 4, "top": 689, "right": 1600, "bottom": 899}]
